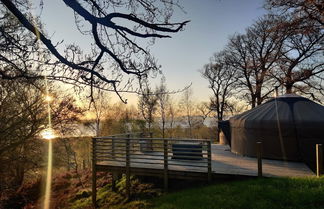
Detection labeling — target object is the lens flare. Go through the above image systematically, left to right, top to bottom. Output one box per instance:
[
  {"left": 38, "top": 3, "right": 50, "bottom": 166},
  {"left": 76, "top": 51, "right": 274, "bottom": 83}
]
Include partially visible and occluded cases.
[
  {"left": 27, "top": 2, "right": 54, "bottom": 207},
  {"left": 43, "top": 74, "right": 54, "bottom": 209},
  {"left": 44, "top": 95, "right": 53, "bottom": 102},
  {"left": 41, "top": 128, "right": 56, "bottom": 140},
  {"left": 43, "top": 140, "right": 52, "bottom": 209}
]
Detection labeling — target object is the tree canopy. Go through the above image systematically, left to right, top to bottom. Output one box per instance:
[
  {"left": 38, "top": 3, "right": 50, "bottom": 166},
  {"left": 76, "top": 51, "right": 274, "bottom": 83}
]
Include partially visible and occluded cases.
[
  {"left": 0, "top": 0, "right": 188, "bottom": 102},
  {"left": 202, "top": 0, "right": 324, "bottom": 116}
]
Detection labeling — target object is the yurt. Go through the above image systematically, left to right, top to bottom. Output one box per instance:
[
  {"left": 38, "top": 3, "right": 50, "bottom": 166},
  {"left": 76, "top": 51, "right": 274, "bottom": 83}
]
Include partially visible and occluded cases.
[{"left": 228, "top": 94, "right": 324, "bottom": 169}]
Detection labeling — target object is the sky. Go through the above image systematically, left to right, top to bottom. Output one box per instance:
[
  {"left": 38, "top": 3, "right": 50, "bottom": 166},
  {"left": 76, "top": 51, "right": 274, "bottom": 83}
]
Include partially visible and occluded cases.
[{"left": 40, "top": 0, "right": 267, "bottom": 104}]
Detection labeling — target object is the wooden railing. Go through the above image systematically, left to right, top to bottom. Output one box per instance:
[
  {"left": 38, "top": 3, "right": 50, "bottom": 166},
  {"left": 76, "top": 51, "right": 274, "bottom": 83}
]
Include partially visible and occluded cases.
[
  {"left": 92, "top": 135, "right": 212, "bottom": 204},
  {"left": 93, "top": 136, "right": 212, "bottom": 174}
]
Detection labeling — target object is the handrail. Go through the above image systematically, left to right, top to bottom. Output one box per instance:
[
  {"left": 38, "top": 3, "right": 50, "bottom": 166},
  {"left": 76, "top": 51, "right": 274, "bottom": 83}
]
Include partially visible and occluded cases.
[
  {"left": 97, "top": 132, "right": 151, "bottom": 138},
  {"left": 92, "top": 135, "right": 212, "bottom": 201},
  {"left": 94, "top": 136, "right": 211, "bottom": 142},
  {"left": 93, "top": 137, "right": 211, "bottom": 171}
]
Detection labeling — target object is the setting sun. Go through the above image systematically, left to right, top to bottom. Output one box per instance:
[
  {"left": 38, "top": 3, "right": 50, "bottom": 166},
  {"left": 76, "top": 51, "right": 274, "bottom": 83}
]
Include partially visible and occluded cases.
[
  {"left": 44, "top": 95, "right": 53, "bottom": 102},
  {"left": 40, "top": 128, "right": 56, "bottom": 140}
]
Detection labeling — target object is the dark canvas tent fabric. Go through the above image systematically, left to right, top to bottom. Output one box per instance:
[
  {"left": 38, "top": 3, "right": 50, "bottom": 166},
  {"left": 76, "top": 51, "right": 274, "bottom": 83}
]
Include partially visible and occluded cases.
[{"left": 229, "top": 94, "right": 324, "bottom": 169}]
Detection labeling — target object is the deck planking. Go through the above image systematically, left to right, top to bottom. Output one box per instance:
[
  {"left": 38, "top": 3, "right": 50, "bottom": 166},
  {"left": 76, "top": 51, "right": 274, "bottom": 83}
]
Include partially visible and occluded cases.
[
  {"left": 97, "top": 144, "right": 314, "bottom": 178},
  {"left": 211, "top": 145, "right": 313, "bottom": 177}
]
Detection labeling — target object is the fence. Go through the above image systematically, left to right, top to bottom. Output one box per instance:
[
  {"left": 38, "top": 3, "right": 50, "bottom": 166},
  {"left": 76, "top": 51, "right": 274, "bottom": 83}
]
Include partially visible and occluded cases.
[{"left": 92, "top": 134, "right": 212, "bottom": 205}]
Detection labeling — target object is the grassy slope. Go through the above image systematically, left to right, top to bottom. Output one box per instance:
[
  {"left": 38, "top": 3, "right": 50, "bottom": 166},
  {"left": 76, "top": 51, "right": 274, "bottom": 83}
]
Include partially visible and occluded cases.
[
  {"left": 14, "top": 170, "right": 159, "bottom": 209},
  {"left": 18, "top": 170, "right": 323, "bottom": 209},
  {"left": 64, "top": 173, "right": 160, "bottom": 209},
  {"left": 152, "top": 177, "right": 324, "bottom": 209}
]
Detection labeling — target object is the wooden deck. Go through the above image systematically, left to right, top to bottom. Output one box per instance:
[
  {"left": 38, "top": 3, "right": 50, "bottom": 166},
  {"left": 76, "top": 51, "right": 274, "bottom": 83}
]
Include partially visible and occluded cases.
[
  {"left": 91, "top": 136, "right": 317, "bottom": 206},
  {"left": 96, "top": 144, "right": 314, "bottom": 178},
  {"left": 210, "top": 145, "right": 313, "bottom": 177}
]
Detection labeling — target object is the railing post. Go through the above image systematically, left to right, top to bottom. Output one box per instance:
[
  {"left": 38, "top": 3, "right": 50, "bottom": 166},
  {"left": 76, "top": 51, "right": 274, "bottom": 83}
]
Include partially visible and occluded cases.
[
  {"left": 149, "top": 132, "right": 153, "bottom": 151},
  {"left": 125, "top": 134, "right": 131, "bottom": 199},
  {"left": 112, "top": 136, "right": 115, "bottom": 159},
  {"left": 92, "top": 138, "right": 97, "bottom": 208},
  {"left": 163, "top": 139, "right": 168, "bottom": 192},
  {"left": 207, "top": 141, "right": 212, "bottom": 182},
  {"left": 257, "top": 142, "right": 262, "bottom": 177},
  {"left": 316, "top": 144, "right": 323, "bottom": 177},
  {"left": 111, "top": 172, "right": 116, "bottom": 192}
]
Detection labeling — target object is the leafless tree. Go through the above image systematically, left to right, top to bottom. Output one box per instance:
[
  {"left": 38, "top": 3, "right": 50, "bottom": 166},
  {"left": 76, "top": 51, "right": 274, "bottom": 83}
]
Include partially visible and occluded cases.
[
  {"left": 0, "top": 0, "right": 188, "bottom": 101},
  {"left": 266, "top": 0, "right": 324, "bottom": 27},
  {"left": 264, "top": 2, "right": 324, "bottom": 100},
  {"left": 0, "top": 5, "right": 47, "bottom": 81},
  {"left": 226, "top": 15, "right": 285, "bottom": 108},
  {"left": 272, "top": 23, "right": 324, "bottom": 96},
  {"left": 201, "top": 52, "right": 237, "bottom": 121},
  {"left": 155, "top": 77, "right": 169, "bottom": 138},
  {"left": 0, "top": 79, "right": 45, "bottom": 190},
  {"left": 0, "top": 79, "right": 88, "bottom": 191},
  {"left": 138, "top": 85, "right": 158, "bottom": 134},
  {"left": 179, "top": 87, "right": 195, "bottom": 138},
  {"left": 89, "top": 90, "right": 112, "bottom": 136},
  {"left": 51, "top": 92, "right": 85, "bottom": 171},
  {"left": 166, "top": 97, "right": 177, "bottom": 138},
  {"left": 100, "top": 102, "right": 137, "bottom": 135}
]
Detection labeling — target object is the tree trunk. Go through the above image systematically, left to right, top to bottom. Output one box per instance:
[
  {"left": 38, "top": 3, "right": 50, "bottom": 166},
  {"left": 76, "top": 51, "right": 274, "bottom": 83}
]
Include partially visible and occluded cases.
[
  {"left": 285, "top": 84, "right": 293, "bottom": 94},
  {"left": 256, "top": 90, "right": 263, "bottom": 106},
  {"left": 251, "top": 95, "right": 256, "bottom": 108},
  {"left": 162, "top": 120, "right": 165, "bottom": 138},
  {"left": 15, "top": 164, "right": 25, "bottom": 188}
]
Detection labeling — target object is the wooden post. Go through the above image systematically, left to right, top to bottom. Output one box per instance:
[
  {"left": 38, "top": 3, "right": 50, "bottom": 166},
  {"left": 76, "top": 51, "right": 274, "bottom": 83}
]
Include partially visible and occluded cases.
[
  {"left": 149, "top": 132, "right": 153, "bottom": 151},
  {"left": 125, "top": 135, "right": 131, "bottom": 199},
  {"left": 112, "top": 136, "right": 115, "bottom": 159},
  {"left": 92, "top": 138, "right": 97, "bottom": 208},
  {"left": 163, "top": 139, "right": 168, "bottom": 192},
  {"left": 207, "top": 141, "right": 212, "bottom": 182},
  {"left": 256, "top": 142, "right": 262, "bottom": 177},
  {"left": 316, "top": 144, "right": 323, "bottom": 177},
  {"left": 111, "top": 172, "right": 117, "bottom": 192}
]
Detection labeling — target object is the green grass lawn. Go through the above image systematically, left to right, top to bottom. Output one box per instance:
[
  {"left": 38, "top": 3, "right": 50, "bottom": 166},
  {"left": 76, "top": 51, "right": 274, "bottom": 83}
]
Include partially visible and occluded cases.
[{"left": 151, "top": 177, "right": 324, "bottom": 209}]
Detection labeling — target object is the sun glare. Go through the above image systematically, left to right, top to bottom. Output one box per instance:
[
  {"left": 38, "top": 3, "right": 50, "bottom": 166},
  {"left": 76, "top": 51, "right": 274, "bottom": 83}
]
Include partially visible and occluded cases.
[
  {"left": 44, "top": 95, "right": 53, "bottom": 102},
  {"left": 41, "top": 128, "right": 56, "bottom": 140}
]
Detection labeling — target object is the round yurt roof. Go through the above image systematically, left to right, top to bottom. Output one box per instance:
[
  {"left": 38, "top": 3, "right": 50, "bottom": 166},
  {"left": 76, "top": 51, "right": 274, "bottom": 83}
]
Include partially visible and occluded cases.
[
  {"left": 229, "top": 94, "right": 324, "bottom": 163},
  {"left": 230, "top": 94, "right": 324, "bottom": 129}
]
